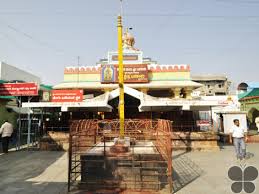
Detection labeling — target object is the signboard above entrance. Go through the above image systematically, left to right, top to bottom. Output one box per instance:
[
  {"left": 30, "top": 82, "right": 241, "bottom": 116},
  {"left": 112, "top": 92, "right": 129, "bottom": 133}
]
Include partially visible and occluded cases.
[
  {"left": 108, "top": 51, "right": 143, "bottom": 64},
  {"left": 111, "top": 55, "right": 138, "bottom": 61},
  {"left": 101, "top": 64, "right": 148, "bottom": 83},
  {"left": 0, "top": 83, "right": 38, "bottom": 96},
  {"left": 51, "top": 90, "right": 83, "bottom": 102}
]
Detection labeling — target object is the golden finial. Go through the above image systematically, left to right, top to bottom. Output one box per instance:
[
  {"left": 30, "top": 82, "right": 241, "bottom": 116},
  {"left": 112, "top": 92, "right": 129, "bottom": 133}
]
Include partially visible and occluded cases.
[{"left": 117, "top": 15, "right": 122, "bottom": 27}]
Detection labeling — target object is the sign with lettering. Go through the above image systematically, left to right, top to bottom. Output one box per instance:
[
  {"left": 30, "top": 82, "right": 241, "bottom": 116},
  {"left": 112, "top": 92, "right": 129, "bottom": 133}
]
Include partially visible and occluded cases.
[
  {"left": 111, "top": 55, "right": 138, "bottom": 61},
  {"left": 101, "top": 64, "right": 148, "bottom": 83},
  {"left": 0, "top": 83, "right": 38, "bottom": 96},
  {"left": 51, "top": 90, "right": 83, "bottom": 102},
  {"left": 196, "top": 120, "right": 211, "bottom": 126}
]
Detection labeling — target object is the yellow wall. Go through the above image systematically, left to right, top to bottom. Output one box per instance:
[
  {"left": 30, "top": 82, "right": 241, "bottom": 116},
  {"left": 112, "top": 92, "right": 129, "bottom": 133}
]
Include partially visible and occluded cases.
[
  {"left": 64, "top": 71, "right": 190, "bottom": 82},
  {"left": 148, "top": 72, "right": 190, "bottom": 81}
]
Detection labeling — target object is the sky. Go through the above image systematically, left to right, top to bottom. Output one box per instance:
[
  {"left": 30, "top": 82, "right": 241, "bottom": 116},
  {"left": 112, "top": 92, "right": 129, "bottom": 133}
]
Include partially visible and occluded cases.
[{"left": 0, "top": 0, "right": 258, "bottom": 88}]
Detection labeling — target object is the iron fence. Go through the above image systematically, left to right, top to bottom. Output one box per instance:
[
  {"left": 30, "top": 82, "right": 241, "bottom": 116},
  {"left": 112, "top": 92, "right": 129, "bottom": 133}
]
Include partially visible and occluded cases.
[{"left": 68, "top": 119, "right": 173, "bottom": 193}]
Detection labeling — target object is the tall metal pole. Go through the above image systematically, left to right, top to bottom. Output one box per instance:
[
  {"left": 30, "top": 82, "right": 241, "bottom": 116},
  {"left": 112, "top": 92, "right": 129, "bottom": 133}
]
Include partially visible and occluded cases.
[
  {"left": 117, "top": 15, "right": 124, "bottom": 139},
  {"left": 18, "top": 96, "right": 21, "bottom": 150},
  {"left": 27, "top": 97, "right": 31, "bottom": 150}
]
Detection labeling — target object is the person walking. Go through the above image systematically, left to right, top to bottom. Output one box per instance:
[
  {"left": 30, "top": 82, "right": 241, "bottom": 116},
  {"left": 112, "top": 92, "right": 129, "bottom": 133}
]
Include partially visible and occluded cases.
[
  {"left": 229, "top": 119, "right": 247, "bottom": 160},
  {"left": 0, "top": 120, "right": 14, "bottom": 153}
]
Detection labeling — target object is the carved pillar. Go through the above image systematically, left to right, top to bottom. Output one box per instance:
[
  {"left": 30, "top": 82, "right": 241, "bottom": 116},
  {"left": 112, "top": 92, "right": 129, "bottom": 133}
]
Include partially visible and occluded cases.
[
  {"left": 103, "top": 88, "right": 112, "bottom": 93},
  {"left": 141, "top": 88, "right": 148, "bottom": 94},
  {"left": 173, "top": 88, "right": 181, "bottom": 99},
  {"left": 185, "top": 88, "right": 193, "bottom": 100}
]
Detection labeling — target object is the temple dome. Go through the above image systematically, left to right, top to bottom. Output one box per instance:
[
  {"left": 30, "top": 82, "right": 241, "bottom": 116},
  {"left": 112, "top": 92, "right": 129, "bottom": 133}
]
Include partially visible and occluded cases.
[{"left": 122, "top": 30, "right": 138, "bottom": 50}]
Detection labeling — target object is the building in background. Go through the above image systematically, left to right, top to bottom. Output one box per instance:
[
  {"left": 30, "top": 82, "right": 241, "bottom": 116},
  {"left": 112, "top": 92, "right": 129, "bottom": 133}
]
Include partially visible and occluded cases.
[
  {"left": 0, "top": 62, "right": 42, "bottom": 145},
  {"left": 0, "top": 62, "right": 41, "bottom": 84},
  {"left": 192, "top": 75, "right": 231, "bottom": 96},
  {"left": 238, "top": 82, "right": 259, "bottom": 131}
]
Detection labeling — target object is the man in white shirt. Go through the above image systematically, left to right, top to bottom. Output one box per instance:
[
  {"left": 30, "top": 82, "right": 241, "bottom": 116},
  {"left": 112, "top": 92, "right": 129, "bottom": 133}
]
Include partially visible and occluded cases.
[
  {"left": 229, "top": 119, "right": 247, "bottom": 160},
  {"left": 0, "top": 120, "right": 14, "bottom": 153}
]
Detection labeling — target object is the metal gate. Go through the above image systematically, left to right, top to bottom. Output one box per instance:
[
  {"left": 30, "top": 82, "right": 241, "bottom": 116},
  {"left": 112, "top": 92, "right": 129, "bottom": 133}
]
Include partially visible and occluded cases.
[{"left": 18, "top": 118, "right": 41, "bottom": 149}]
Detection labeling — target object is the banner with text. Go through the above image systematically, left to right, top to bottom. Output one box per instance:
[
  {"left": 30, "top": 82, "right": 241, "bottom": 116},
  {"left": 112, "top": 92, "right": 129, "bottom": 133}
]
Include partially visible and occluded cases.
[
  {"left": 101, "top": 64, "right": 148, "bottom": 83},
  {"left": 0, "top": 83, "right": 38, "bottom": 96},
  {"left": 51, "top": 90, "right": 83, "bottom": 102}
]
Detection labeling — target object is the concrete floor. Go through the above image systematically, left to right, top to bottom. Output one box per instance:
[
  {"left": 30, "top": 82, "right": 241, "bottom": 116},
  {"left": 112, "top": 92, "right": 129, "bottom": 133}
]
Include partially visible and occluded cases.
[
  {"left": 0, "top": 144, "right": 258, "bottom": 194},
  {"left": 173, "top": 144, "right": 259, "bottom": 194},
  {"left": 0, "top": 150, "right": 67, "bottom": 194}
]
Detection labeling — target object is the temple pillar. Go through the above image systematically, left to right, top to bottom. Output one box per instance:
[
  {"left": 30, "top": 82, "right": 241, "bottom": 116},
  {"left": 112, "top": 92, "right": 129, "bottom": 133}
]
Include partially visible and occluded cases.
[
  {"left": 103, "top": 88, "right": 112, "bottom": 93},
  {"left": 141, "top": 88, "right": 148, "bottom": 94},
  {"left": 172, "top": 88, "right": 181, "bottom": 99},
  {"left": 185, "top": 88, "right": 193, "bottom": 100}
]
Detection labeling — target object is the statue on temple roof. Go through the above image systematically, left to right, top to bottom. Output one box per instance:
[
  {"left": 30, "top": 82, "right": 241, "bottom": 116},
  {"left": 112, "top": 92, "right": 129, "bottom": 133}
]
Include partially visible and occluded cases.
[{"left": 122, "top": 29, "right": 139, "bottom": 51}]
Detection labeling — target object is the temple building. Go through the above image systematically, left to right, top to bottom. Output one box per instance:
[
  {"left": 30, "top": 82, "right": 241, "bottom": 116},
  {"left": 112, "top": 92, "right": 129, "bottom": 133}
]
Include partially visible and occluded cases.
[
  {"left": 20, "top": 30, "right": 242, "bottom": 153},
  {"left": 47, "top": 31, "right": 229, "bottom": 132},
  {"left": 238, "top": 82, "right": 259, "bottom": 130}
]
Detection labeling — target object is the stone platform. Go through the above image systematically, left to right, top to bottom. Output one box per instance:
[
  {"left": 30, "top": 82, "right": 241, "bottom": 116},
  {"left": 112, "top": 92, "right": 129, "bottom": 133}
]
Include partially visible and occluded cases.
[
  {"left": 39, "top": 131, "right": 69, "bottom": 151},
  {"left": 39, "top": 131, "right": 222, "bottom": 152},
  {"left": 172, "top": 132, "right": 220, "bottom": 151},
  {"left": 218, "top": 132, "right": 259, "bottom": 144},
  {"left": 247, "top": 134, "right": 259, "bottom": 143},
  {"left": 80, "top": 141, "right": 169, "bottom": 192}
]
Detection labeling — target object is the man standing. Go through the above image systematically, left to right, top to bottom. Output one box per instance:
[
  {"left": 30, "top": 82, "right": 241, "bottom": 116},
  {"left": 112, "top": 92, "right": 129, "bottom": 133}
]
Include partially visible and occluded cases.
[
  {"left": 229, "top": 119, "right": 247, "bottom": 160},
  {"left": 0, "top": 120, "right": 14, "bottom": 153}
]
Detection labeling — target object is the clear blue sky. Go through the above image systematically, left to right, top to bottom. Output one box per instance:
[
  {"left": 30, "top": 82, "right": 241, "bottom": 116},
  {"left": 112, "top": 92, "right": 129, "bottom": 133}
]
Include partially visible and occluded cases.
[{"left": 0, "top": 0, "right": 258, "bottom": 87}]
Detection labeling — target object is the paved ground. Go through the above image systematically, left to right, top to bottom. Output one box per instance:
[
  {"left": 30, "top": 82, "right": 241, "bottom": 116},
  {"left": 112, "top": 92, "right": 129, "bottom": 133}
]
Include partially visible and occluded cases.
[
  {"left": 0, "top": 144, "right": 258, "bottom": 194},
  {"left": 173, "top": 144, "right": 259, "bottom": 194},
  {"left": 0, "top": 150, "right": 67, "bottom": 194}
]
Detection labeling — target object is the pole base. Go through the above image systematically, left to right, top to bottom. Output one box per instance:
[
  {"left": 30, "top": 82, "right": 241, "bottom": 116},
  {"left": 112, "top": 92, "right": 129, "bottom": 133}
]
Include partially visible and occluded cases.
[{"left": 110, "top": 138, "right": 130, "bottom": 154}]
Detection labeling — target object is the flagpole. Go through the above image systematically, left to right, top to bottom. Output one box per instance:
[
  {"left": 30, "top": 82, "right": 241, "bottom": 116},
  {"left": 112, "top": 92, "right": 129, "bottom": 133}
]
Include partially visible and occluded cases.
[{"left": 117, "top": 2, "right": 125, "bottom": 139}]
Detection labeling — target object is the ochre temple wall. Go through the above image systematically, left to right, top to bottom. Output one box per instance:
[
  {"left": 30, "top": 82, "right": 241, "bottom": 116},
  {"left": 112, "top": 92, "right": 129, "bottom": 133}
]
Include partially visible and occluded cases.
[{"left": 64, "top": 71, "right": 191, "bottom": 82}]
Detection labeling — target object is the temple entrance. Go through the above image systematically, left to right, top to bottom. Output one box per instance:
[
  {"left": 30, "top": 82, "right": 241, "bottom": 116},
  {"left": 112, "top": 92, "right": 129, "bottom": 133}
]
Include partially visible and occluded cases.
[
  {"left": 106, "top": 93, "right": 200, "bottom": 131},
  {"left": 107, "top": 94, "right": 151, "bottom": 119},
  {"left": 248, "top": 108, "right": 259, "bottom": 130}
]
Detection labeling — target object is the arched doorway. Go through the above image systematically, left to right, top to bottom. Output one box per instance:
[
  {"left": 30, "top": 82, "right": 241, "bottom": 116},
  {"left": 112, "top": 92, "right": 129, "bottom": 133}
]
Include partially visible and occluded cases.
[{"left": 248, "top": 108, "right": 259, "bottom": 130}]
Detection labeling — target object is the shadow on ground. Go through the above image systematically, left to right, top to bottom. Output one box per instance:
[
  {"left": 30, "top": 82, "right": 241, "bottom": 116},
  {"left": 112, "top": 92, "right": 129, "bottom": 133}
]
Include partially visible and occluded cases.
[
  {"left": 0, "top": 150, "right": 67, "bottom": 194},
  {"left": 172, "top": 152, "right": 204, "bottom": 193}
]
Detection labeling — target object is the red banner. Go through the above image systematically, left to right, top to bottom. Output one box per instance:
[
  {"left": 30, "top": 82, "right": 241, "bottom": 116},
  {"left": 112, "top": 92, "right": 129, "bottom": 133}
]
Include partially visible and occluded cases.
[
  {"left": 121, "top": 64, "right": 148, "bottom": 83},
  {"left": 0, "top": 83, "right": 38, "bottom": 96},
  {"left": 51, "top": 90, "right": 83, "bottom": 102},
  {"left": 196, "top": 120, "right": 211, "bottom": 126}
]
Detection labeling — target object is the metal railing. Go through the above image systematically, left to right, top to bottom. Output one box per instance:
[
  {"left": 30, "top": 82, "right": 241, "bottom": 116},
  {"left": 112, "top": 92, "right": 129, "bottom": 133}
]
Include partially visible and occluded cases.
[
  {"left": 68, "top": 119, "right": 173, "bottom": 193},
  {"left": 173, "top": 120, "right": 213, "bottom": 132}
]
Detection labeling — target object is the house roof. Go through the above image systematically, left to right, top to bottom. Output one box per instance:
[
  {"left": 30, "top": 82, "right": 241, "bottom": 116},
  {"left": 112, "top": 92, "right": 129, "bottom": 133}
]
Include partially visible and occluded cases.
[
  {"left": 192, "top": 75, "right": 227, "bottom": 81},
  {"left": 0, "top": 80, "right": 6, "bottom": 84},
  {"left": 53, "top": 80, "right": 202, "bottom": 90},
  {"left": 40, "top": 84, "right": 52, "bottom": 91},
  {"left": 239, "top": 88, "right": 259, "bottom": 101},
  {"left": 22, "top": 92, "right": 112, "bottom": 112},
  {"left": 0, "top": 96, "right": 16, "bottom": 99}
]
